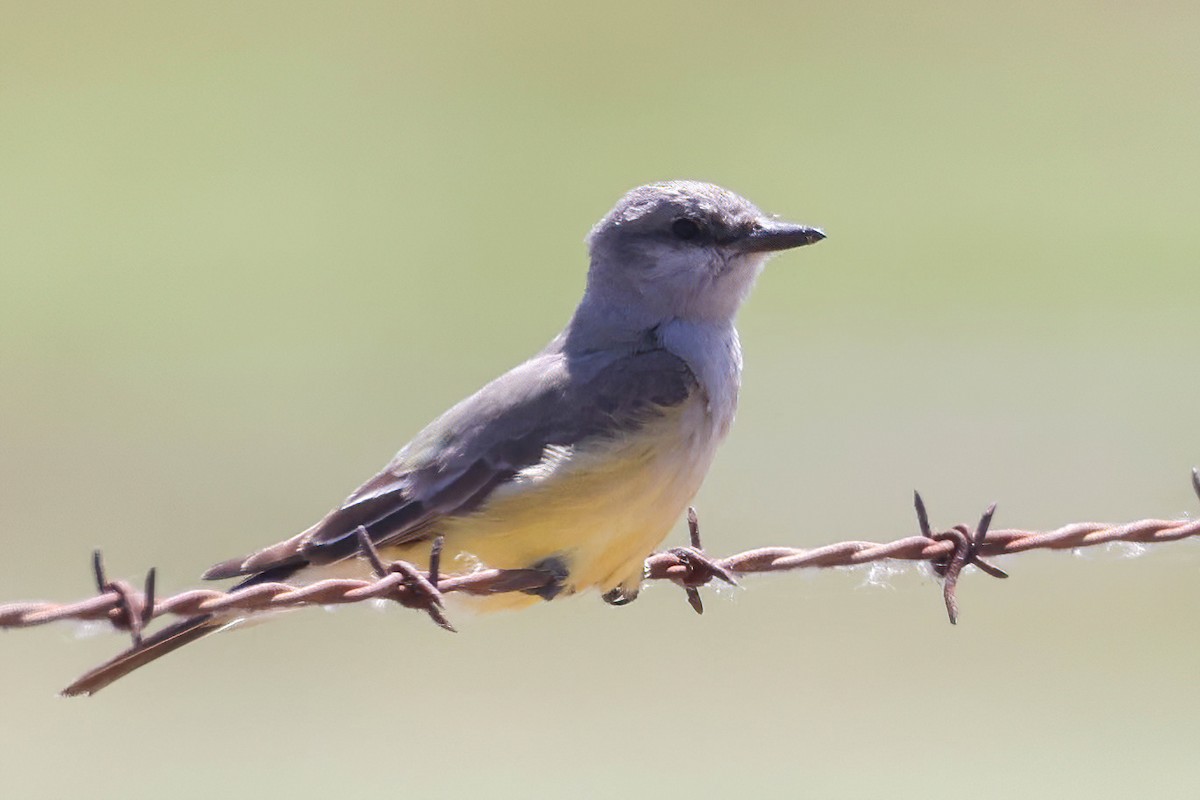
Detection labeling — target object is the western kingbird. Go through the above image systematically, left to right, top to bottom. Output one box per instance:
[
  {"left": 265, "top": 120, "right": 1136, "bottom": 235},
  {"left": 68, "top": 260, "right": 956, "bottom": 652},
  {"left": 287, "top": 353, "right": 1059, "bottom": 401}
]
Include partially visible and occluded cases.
[{"left": 64, "top": 180, "right": 824, "bottom": 695}]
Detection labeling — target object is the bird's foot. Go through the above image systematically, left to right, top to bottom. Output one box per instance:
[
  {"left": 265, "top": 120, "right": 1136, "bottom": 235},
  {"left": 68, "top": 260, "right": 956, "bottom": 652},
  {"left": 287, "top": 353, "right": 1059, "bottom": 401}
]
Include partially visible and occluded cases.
[
  {"left": 523, "top": 555, "right": 570, "bottom": 600},
  {"left": 601, "top": 586, "right": 640, "bottom": 606}
]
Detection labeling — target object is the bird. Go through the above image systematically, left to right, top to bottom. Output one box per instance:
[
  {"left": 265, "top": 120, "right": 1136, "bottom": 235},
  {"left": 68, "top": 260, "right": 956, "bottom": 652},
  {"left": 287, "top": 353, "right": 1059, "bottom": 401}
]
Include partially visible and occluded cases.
[{"left": 62, "top": 180, "right": 824, "bottom": 696}]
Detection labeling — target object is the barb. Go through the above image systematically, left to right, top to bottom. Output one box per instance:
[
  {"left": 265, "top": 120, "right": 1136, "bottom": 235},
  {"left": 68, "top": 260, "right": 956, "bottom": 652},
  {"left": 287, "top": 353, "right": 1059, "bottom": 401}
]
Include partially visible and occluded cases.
[
  {"left": 4, "top": 474, "right": 1199, "bottom": 661},
  {"left": 913, "top": 494, "right": 1007, "bottom": 624},
  {"left": 667, "top": 508, "right": 738, "bottom": 615},
  {"left": 87, "top": 550, "right": 157, "bottom": 647}
]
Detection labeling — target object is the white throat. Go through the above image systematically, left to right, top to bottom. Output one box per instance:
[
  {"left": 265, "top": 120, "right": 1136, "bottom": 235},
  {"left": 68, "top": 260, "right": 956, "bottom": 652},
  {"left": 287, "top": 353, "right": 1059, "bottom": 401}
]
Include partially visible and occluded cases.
[{"left": 658, "top": 317, "right": 743, "bottom": 435}]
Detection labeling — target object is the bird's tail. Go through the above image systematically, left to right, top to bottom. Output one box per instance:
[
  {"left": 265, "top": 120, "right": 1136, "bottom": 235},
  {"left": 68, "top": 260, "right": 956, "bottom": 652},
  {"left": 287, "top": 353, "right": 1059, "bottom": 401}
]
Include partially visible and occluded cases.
[{"left": 60, "top": 614, "right": 223, "bottom": 697}]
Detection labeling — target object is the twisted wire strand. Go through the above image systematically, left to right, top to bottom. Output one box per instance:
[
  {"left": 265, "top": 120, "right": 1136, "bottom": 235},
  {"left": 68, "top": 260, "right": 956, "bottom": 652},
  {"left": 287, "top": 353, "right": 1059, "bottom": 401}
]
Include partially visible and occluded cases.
[{"left": 4, "top": 471, "right": 1198, "bottom": 638}]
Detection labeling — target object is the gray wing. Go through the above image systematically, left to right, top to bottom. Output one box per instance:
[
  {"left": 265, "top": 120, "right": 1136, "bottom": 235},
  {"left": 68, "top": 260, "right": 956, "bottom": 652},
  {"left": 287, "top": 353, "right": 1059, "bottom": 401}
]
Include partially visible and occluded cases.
[{"left": 204, "top": 339, "right": 697, "bottom": 580}]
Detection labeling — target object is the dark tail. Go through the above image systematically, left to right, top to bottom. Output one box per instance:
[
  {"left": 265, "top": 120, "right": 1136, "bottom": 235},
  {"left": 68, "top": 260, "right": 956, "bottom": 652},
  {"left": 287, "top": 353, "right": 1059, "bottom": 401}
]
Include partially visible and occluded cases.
[{"left": 60, "top": 614, "right": 223, "bottom": 697}]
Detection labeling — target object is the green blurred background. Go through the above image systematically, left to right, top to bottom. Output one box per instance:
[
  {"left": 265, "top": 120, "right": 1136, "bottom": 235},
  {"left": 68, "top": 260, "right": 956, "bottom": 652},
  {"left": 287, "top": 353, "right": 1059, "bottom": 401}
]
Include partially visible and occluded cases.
[{"left": 2, "top": 2, "right": 1197, "bottom": 797}]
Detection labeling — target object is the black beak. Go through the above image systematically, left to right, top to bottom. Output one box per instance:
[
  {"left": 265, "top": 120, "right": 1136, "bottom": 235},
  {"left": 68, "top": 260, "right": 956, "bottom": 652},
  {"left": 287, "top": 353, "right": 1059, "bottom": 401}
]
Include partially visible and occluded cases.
[{"left": 739, "top": 220, "right": 826, "bottom": 253}]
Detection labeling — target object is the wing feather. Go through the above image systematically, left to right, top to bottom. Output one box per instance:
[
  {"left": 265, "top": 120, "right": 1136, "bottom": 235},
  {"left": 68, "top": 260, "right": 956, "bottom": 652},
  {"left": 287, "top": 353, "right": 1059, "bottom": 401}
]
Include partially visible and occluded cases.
[{"left": 206, "top": 337, "right": 697, "bottom": 579}]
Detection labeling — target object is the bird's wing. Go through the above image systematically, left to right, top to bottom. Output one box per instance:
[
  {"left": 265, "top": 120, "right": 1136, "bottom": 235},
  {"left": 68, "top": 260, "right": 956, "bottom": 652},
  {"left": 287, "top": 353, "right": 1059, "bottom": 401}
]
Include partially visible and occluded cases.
[{"left": 203, "top": 341, "right": 698, "bottom": 580}]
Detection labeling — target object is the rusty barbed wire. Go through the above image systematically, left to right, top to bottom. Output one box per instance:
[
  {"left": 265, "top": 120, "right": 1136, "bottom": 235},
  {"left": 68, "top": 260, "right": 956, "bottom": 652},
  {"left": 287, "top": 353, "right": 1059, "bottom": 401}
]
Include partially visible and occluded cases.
[{"left": 3, "top": 471, "right": 1199, "bottom": 660}]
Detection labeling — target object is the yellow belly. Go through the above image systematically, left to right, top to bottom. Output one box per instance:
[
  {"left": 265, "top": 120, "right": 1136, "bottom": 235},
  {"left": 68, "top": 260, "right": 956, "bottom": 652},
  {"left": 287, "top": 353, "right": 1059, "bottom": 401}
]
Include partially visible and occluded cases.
[{"left": 380, "top": 395, "right": 722, "bottom": 610}]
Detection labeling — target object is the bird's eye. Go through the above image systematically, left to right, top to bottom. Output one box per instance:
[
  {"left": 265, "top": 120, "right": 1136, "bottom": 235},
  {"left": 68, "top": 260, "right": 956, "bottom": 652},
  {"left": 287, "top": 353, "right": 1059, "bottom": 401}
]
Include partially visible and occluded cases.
[{"left": 672, "top": 218, "right": 702, "bottom": 241}]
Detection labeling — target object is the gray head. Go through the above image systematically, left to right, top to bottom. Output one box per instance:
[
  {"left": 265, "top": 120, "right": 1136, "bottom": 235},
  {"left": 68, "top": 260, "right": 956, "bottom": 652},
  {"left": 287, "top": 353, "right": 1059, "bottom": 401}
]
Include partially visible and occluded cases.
[{"left": 581, "top": 181, "right": 824, "bottom": 328}]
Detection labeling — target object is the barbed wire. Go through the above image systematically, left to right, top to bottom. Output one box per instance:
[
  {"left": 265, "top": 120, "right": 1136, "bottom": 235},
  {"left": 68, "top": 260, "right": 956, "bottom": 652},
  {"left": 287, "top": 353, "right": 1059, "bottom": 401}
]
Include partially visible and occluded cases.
[{"left": 3, "top": 470, "right": 1198, "bottom": 694}]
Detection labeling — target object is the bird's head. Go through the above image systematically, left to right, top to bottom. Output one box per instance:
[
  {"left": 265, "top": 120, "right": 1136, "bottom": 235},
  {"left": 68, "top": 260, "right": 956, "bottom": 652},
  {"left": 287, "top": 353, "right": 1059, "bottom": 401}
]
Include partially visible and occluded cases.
[{"left": 583, "top": 181, "right": 824, "bottom": 326}]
